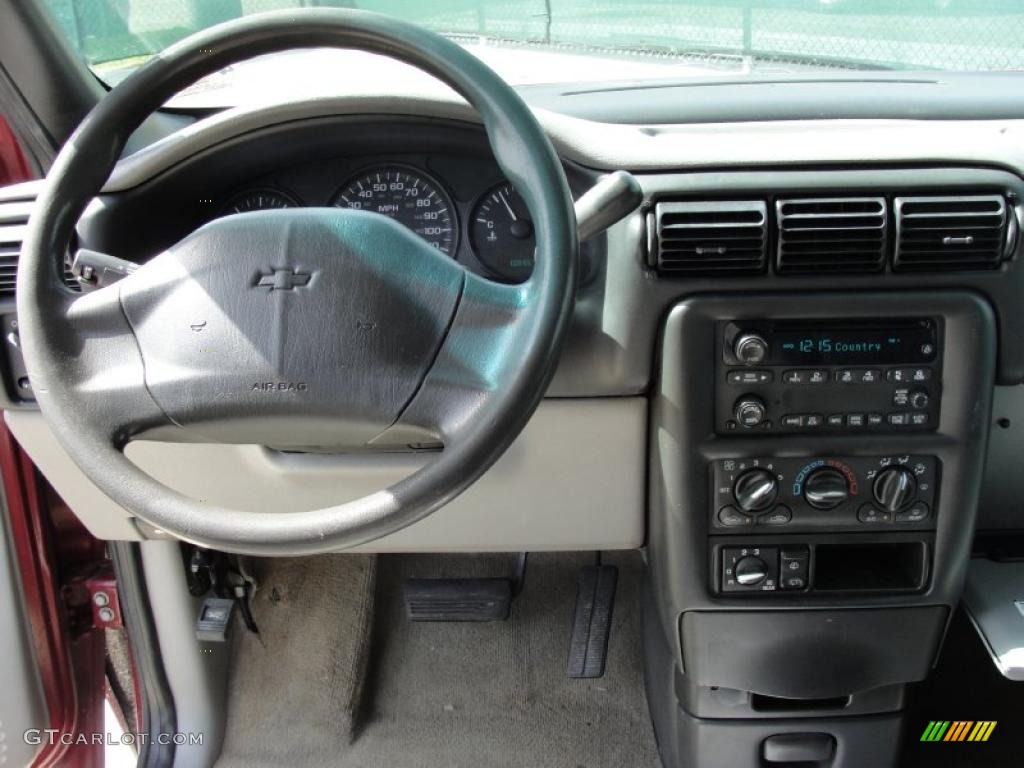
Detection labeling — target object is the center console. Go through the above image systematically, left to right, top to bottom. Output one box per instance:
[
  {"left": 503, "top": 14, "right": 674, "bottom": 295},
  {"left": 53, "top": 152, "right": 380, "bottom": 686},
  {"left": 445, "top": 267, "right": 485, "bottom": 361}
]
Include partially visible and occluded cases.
[{"left": 646, "top": 292, "right": 995, "bottom": 768}]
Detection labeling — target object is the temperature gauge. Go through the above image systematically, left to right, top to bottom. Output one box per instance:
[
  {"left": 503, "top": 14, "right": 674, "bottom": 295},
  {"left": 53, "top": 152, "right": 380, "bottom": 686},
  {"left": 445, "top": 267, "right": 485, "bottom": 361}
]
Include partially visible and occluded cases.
[{"left": 469, "top": 182, "right": 535, "bottom": 282}]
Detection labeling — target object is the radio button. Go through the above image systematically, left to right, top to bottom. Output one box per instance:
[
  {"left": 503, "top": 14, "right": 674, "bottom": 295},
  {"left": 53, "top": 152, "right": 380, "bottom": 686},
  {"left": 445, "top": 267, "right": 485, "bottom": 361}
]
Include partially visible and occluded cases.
[
  {"left": 888, "top": 367, "right": 933, "bottom": 383},
  {"left": 727, "top": 369, "right": 772, "bottom": 385},
  {"left": 808, "top": 369, "right": 829, "bottom": 384},
  {"left": 836, "top": 369, "right": 857, "bottom": 384},
  {"left": 860, "top": 369, "right": 882, "bottom": 384},
  {"left": 783, "top": 370, "right": 808, "bottom": 385},
  {"left": 893, "top": 388, "right": 910, "bottom": 407},
  {"left": 888, "top": 412, "right": 910, "bottom": 426},
  {"left": 910, "top": 412, "right": 929, "bottom": 426},
  {"left": 846, "top": 413, "right": 865, "bottom": 428},
  {"left": 867, "top": 413, "right": 884, "bottom": 427},
  {"left": 781, "top": 414, "right": 805, "bottom": 428},
  {"left": 805, "top": 414, "right": 824, "bottom": 428},
  {"left": 826, "top": 414, "right": 845, "bottom": 427}
]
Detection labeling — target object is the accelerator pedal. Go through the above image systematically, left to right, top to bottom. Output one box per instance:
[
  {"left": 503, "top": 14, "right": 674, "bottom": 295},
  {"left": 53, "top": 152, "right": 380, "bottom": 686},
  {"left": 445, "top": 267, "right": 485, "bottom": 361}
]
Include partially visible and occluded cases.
[{"left": 567, "top": 564, "right": 618, "bottom": 678}]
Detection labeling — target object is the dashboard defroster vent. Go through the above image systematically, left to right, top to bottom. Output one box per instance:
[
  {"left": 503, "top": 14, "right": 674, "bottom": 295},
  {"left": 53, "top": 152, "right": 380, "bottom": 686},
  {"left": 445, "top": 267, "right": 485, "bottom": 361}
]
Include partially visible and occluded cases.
[
  {"left": 0, "top": 185, "right": 79, "bottom": 296},
  {"left": 894, "top": 195, "right": 1012, "bottom": 271},
  {"left": 776, "top": 197, "right": 887, "bottom": 273},
  {"left": 649, "top": 200, "right": 767, "bottom": 276}
]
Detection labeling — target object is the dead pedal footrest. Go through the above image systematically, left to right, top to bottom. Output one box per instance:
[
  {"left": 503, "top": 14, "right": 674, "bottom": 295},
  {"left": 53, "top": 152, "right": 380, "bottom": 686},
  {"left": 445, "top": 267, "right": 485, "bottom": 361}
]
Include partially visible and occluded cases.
[
  {"left": 567, "top": 564, "right": 618, "bottom": 679},
  {"left": 404, "top": 577, "right": 512, "bottom": 622}
]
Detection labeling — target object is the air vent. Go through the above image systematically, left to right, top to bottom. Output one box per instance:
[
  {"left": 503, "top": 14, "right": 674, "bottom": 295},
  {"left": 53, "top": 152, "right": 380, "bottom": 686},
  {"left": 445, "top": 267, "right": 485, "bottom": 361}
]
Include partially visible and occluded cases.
[
  {"left": 0, "top": 184, "right": 79, "bottom": 296},
  {"left": 894, "top": 195, "right": 1012, "bottom": 271},
  {"left": 776, "top": 197, "right": 887, "bottom": 273},
  {"left": 649, "top": 201, "right": 767, "bottom": 275}
]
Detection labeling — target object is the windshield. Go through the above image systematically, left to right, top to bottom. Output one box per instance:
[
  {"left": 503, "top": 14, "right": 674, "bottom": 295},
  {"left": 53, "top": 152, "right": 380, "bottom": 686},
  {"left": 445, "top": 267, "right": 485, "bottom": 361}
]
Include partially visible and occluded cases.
[{"left": 44, "top": 0, "right": 1024, "bottom": 89}]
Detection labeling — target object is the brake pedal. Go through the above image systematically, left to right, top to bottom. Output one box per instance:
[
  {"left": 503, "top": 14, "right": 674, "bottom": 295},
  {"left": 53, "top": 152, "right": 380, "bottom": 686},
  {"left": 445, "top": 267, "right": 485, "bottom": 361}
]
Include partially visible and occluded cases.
[
  {"left": 567, "top": 564, "right": 618, "bottom": 678},
  {"left": 404, "top": 578, "right": 512, "bottom": 621}
]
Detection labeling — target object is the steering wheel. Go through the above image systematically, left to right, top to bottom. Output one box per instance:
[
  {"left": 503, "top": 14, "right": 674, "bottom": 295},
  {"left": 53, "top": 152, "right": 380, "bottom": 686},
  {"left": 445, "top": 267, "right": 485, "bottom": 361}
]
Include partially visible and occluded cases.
[{"left": 16, "top": 10, "right": 577, "bottom": 555}]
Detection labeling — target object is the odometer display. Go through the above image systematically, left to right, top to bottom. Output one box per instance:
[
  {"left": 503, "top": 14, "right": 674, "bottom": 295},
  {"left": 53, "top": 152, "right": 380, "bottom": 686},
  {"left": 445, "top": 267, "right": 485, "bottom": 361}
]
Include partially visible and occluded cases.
[{"left": 333, "top": 166, "right": 456, "bottom": 256}]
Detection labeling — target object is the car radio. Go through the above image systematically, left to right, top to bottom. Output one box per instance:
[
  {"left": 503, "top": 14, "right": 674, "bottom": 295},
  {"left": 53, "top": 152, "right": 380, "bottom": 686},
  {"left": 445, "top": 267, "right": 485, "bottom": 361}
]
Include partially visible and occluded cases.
[{"left": 716, "top": 317, "right": 941, "bottom": 434}]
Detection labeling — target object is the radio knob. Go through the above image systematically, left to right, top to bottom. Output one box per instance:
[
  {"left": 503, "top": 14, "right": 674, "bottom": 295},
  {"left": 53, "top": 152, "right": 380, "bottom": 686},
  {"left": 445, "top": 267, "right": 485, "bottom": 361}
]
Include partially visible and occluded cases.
[
  {"left": 734, "top": 333, "right": 768, "bottom": 365},
  {"left": 909, "top": 390, "right": 930, "bottom": 410},
  {"left": 734, "top": 396, "right": 767, "bottom": 427},
  {"left": 803, "top": 467, "right": 850, "bottom": 510},
  {"left": 873, "top": 467, "right": 917, "bottom": 512},
  {"left": 733, "top": 468, "right": 778, "bottom": 513},
  {"left": 734, "top": 555, "right": 769, "bottom": 586}
]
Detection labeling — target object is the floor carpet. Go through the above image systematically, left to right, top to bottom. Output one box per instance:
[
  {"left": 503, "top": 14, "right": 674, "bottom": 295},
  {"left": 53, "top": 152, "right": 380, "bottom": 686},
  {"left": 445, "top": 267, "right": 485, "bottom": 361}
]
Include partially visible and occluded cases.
[{"left": 216, "top": 550, "right": 660, "bottom": 768}]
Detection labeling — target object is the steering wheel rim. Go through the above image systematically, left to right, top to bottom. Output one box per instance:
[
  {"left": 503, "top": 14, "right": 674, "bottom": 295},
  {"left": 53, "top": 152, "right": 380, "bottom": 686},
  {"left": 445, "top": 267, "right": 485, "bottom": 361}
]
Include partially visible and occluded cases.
[{"left": 16, "top": 9, "right": 577, "bottom": 555}]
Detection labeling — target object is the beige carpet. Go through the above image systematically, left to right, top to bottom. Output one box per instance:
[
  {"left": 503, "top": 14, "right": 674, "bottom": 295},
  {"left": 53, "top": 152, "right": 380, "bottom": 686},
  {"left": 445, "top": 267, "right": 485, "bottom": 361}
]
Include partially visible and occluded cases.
[
  {"left": 216, "top": 551, "right": 660, "bottom": 768},
  {"left": 215, "top": 554, "right": 377, "bottom": 768}
]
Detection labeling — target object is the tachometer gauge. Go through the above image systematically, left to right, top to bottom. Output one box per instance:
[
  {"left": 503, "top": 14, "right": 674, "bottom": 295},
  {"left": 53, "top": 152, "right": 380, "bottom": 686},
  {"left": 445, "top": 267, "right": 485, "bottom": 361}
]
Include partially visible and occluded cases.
[
  {"left": 332, "top": 166, "right": 457, "bottom": 257},
  {"left": 469, "top": 182, "right": 535, "bottom": 282},
  {"left": 220, "top": 188, "right": 298, "bottom": 216}
]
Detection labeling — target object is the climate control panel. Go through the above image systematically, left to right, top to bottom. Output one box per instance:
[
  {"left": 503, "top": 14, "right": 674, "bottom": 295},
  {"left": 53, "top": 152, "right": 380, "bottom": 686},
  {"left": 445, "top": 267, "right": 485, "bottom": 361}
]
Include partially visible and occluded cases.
[{"left": 711, "top": 455, "right": 938, "bottom": 533}]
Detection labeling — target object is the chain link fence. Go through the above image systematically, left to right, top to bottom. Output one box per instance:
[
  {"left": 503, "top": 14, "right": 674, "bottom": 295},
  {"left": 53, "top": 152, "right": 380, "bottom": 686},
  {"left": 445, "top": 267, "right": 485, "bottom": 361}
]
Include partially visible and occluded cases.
[{"left": 44, "top": 0, "right": 1024, "bottom": 73}]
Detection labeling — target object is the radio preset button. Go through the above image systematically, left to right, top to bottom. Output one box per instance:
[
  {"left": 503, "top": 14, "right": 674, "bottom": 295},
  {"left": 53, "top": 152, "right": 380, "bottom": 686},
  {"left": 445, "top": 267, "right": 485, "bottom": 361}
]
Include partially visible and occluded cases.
[
  {"left": 888, "top": 367, "right": 933, "bottom": 383},
  {"left": 808, "top": 369, "right": 829, "bottom": 384},
  {"left": 836, "top": 369, "right": 857, "bottom": 384},
  {"left": 860, "top": 369, "right": 882, "bottom": 384},
  {"left": 783, "top": 370, "right": 807, "bottom": 385}
]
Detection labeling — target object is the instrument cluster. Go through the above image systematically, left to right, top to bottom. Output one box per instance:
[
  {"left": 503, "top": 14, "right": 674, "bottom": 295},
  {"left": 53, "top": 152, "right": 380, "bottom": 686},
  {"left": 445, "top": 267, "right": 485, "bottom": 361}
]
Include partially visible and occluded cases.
[{"left": 218, "top": 160, "right": 548, "bottom": 283}]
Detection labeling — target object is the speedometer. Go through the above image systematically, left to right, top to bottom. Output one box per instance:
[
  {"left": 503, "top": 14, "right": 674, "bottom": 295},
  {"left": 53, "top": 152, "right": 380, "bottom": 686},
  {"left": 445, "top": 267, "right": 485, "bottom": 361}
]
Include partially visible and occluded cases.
[{"left": 332, "top": 166, "right": 457, "bottom": 256}]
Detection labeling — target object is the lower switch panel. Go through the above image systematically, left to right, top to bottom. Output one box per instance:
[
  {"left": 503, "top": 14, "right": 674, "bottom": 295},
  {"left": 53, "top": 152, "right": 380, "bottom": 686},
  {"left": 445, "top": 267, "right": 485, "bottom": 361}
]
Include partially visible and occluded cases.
[{"left": 721, "top": 545, "right": 810, "bottom": 593}]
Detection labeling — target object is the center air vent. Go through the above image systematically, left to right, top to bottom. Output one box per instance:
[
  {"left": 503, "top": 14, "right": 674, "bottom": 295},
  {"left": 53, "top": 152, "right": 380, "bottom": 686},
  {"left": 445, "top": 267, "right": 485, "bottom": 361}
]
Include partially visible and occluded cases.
[
  {"left": 894, "top": 195, "right": 1012, "bottom": 271},
  {"left": 776, "top": 197, "right": 887, "bottom": 273},
  {"left": 649, "top": 201, "right": 767, "bottom": 276}
]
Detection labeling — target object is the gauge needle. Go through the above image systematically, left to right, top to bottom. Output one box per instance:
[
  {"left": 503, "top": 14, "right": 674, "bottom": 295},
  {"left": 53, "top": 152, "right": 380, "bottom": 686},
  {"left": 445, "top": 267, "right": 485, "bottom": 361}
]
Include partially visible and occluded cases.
[{"left": 498, "top": 190, "right": 517, "bottom": 221}]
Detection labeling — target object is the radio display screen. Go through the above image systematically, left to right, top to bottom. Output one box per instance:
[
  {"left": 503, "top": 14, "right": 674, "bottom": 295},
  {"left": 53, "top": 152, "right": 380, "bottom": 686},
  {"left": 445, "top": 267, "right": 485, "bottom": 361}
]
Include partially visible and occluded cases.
[{"left": 770, "top": 319, "right": 937, "bottom": 365}]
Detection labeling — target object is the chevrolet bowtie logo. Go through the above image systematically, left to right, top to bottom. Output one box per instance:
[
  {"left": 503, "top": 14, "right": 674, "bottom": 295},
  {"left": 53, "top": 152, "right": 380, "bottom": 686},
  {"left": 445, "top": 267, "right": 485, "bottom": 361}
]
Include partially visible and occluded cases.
[{"left": 254, "top": 268, "right": 312, "bottom": 291}]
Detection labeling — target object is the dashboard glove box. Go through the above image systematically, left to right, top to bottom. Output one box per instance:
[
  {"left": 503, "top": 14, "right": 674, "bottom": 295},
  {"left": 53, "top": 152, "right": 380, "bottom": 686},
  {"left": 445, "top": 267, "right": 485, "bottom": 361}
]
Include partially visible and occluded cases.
[{"left": 680, "top": 606, "right": 947, "bottom": 700}]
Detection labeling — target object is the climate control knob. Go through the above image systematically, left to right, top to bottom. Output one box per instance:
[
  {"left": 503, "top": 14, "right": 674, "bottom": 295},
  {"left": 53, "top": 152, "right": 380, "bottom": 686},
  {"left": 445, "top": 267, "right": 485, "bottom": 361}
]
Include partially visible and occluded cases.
[
  {"left": 734, "top": 333, "right": 769, "bottom": 365},
  {"left": 734, "top": 396, "right": 767, "bottom": 428},
  {"left": 803, "top": 467, "right": 850, "bottom": 510},
  {"left": 873, "top": 467, "right": 917, "bottom": 512},
  {"left": 733, "top": 468, "right": 779, "bottom": 513},
  {"left": 734, "top": 556, "right": 770, "bottom": 586}
]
